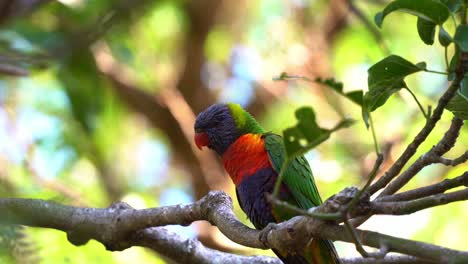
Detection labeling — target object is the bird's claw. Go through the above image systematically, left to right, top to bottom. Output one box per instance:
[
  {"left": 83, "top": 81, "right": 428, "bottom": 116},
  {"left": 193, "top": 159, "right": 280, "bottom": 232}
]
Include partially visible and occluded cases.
[{"left": 259, "top": 222, "right": 277, "bottom": 247}]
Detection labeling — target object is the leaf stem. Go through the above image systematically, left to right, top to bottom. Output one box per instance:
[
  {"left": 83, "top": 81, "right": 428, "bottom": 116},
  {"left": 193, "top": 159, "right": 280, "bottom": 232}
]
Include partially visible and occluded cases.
[
  {"left": 444, "top": 46, "right": 450, "bottom": 71},
  {"left": 423, "top": 69, "right": 448, "bottom": 75},
  {"left": 404, "top": 87, "right": 428, "bottom": 119},
  {"left": 368, "top": 113, "right": 380, "bottom": 155},
  {"left": 347, "top": 154, "right": 384, "bottom": 211},
  {"left": 272, "top": 159, "right": 290, "bottom": 197},
  {"left": 267, "top": 195, "right": 341, "bottom": 220},
  {"left": 343, "top": 215, "right": 369, "bottom": 257}
]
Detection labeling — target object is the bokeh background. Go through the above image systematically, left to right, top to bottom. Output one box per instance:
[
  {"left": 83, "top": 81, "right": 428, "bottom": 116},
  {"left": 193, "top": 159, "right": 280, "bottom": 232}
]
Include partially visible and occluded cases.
[{"left": 0, "top": 0, "right": 466, "bottom": 263}]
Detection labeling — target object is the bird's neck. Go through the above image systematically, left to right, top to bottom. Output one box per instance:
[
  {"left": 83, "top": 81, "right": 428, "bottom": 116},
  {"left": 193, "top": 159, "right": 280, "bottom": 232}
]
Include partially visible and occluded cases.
[{"left": 222, "top": 133, "right": 271, "bottom": 185}]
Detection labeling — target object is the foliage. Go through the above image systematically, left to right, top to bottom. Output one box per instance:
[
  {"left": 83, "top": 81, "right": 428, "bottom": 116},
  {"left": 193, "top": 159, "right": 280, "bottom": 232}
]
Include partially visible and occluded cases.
[{"left": 0, "top": 0, "right": 467, "bottom": 263}]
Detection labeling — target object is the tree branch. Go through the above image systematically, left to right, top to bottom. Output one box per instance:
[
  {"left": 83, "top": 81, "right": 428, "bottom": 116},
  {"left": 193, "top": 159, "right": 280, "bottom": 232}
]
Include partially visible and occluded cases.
[
  {"left": 367, "top": 83, "right": 462, "bottom": 196},
  {"left": 380, "top": 117, "right": 464, "bottom": 196},
  {"left": 434, "top": 151, "right": 468, "bottom": 166},
  {"left": 378, "top": 172, "right": 468, "bottom": 202},
  {"left": 371, "top": 188, "right": 468, "bottom": 215},
  {"left": 1, "top": 191, "right": 468, "bottom": 263},
  {"left": 130, "top": 227, "right": 281, "bottom": 264},
  {"left": 341, "top": 256, "right": 434, "bottom": 264}
]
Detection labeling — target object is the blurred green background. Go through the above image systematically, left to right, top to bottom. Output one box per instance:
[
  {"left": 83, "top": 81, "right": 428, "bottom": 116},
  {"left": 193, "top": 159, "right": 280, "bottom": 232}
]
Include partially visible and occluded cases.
[{"left": 0, "top": 0, "right": 466, "bottom": 263}]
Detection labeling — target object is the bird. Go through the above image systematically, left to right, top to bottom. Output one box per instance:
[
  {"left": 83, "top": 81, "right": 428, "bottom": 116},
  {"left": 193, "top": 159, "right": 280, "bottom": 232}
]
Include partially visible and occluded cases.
[{"left": 194, "top": 103, "right": 339, "bottom": 264}]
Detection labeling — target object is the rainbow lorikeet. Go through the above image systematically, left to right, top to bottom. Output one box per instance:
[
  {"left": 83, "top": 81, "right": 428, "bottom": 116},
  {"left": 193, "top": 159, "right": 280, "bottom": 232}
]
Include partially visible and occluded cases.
[{"left": 194, "top": 103, "right": 340, "bottom": 264}]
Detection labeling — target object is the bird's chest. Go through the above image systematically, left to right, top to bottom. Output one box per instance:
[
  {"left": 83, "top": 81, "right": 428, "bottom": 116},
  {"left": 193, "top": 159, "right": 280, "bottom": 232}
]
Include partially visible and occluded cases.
[
  {"left": 222, "top": 134, "right": 271, "bottom": 185},
  {"left": 236, "top": 168, "right": 278, "bottom": 229}
]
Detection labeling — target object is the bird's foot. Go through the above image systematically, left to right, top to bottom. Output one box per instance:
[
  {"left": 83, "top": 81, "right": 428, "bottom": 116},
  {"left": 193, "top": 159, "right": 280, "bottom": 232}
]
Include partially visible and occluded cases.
[{"left": 259, "top": 222, "right": 277, "bottom": 247}]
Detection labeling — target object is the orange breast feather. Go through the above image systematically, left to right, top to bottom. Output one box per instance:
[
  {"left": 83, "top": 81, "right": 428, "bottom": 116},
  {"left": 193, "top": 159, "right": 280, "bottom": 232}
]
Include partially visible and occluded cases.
[{"left": 222, "top": 134, "right": 272, "bottom": 185}]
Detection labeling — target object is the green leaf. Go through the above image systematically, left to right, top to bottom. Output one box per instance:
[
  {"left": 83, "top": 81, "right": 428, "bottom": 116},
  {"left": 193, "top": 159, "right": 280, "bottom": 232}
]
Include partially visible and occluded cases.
[
  {"left": 375, "top": 0, "right": 450, "bottom": 27},
  {"left": 441, "top": 0, "right": 462, "bottom": 13},
  {"left": 417, "top": 18, "right": 436, "bottom": 45},
  {"left": 454, "top": 25, "right": 468, "bottom": 52},
  {"left": 438, "top": 26, "right": 452, "bottom": 46},
  {"left": 448, "top": 47, "right": 460, "bottom": 81},
  {"left": 58, "top": 51, "right": 104, "bottom": 134},
  {"left": 363, "top": 55, "right": 425, "bottom": 127},
  {"left": 366, "top": 55, "right": 425, "bottom": 112},
  {"left": 415, "top": 62, "right": 427, "bottom": 70},
  {"left": 459, "top": 74, "right": 468, "bottom": 100},
  {"left": 315, "top": 77, "right": 364, "bottom": 106},
  {"left": 315, "top": 77, "right": 343, "bottom": 92},
  {"left": 364, "top": 82, "right": 404, "bottom": 112},
  {"left": 345, "top": 90, "right": 364, "bottom": 106},
  {"left": 446, "top": 93, "right": 468, "bottom": 120},
  {"left": 283, "top": 107, "right": 353, "bottom": 157},
  {"left": 362, "top": 107, "right": 370, "bottom": 129}
]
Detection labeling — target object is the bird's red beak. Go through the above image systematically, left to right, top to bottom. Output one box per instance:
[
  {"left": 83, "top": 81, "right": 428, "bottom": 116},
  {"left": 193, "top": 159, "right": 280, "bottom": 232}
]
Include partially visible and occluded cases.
[{"left": 194, "top": 132, "right": 209, "bottom": 150}]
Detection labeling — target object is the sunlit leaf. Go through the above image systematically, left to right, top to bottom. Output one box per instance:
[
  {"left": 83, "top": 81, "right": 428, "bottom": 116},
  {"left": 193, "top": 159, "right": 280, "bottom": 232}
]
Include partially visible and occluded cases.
[
  {"left": 375, "top": 0, "right": 450, "bottom": 27},
  {"left": 417, "top": 18, "right": 436, "bottom": 45},
  {"left": 454, "top": 25, "right": 468, "bottom": 52},
  {"left": 366, "top": 55, "right": 424, "bottom": 112},
  {"left": 283, "top": 107, "right": 354, "bottom": 158}
]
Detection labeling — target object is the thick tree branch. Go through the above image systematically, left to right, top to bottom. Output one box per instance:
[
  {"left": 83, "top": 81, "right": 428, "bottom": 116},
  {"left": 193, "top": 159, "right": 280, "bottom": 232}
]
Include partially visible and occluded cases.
[
  {"left": 1, "top": 191, "right": 468, "bottom": 263},
  {"left": 130, "top": 227, "right": 281, "bottom": 264},
  {"left": 341, "top": 256, "right": 434, "bottom": 264}
]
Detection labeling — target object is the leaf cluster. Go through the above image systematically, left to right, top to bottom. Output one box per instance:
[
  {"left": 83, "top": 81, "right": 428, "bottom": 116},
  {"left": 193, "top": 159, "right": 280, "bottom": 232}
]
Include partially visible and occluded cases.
[{"left": 276, "top": 0, "right": 467, "bottom": 158}]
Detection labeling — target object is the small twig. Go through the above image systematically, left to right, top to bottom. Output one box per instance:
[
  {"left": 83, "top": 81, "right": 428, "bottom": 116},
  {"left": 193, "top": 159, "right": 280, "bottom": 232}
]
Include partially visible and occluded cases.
[
  {"left": 404, "top": 87, "right": 428, "bottom": 119},
  {"left": 368, "top": 88, "right": 463, "bottom": 196},
  {"left": 380, "top": 117, "right": 464, "bottom": 196},
  {"left": 434, "top": 151, "right": 468, "bottom": 166},
  {"left": 341, "top": 154, "right": 384, "bottom": 259},
  {"left": 347, "top": 154, "right": 384, "bottom": 211},
  {"left": 270, "top": 158, "right": 387, "bottom": 259},
  {"left": 272, "top": 159, "right": 291, "bottom": 197},
  {"left": 378, "top": 172, "right": 468, "bottom": 202},
  {"left": 371, "top": 188, "right": 468, "bottom": 215},
  {"left": 344, "top": 214, "right": 369, "bottom": 257},
  {"left": 368, "top": 244, "right": 390, "bottom": 259}
]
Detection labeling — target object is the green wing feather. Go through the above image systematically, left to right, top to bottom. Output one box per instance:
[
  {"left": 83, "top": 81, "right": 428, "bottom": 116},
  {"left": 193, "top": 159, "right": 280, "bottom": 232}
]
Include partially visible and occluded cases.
[
  {"left": 264, "top": 133, "right": 322, "bottom": 209},
  {"left": 264, "top": 133, "right": 341, "bottom": 264}
]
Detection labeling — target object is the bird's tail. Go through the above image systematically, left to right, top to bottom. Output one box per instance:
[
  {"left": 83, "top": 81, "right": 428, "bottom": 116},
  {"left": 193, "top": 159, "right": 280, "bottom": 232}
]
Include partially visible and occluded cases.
[
  {"left": 274, "top": 238, "right": 339, "bottom": 264},
  {"left": 305, "top": 239, "right": 340, "bottom": 264}
]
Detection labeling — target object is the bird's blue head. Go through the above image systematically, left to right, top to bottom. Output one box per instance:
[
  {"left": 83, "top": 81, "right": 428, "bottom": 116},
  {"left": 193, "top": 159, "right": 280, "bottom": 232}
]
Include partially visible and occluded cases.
[{"left": 194, "top": 103, "right": 264, "bottom": 155}]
